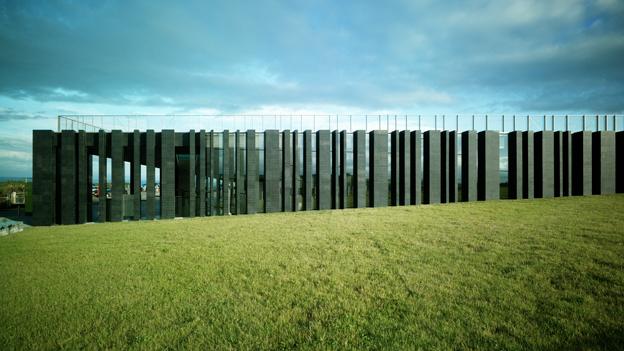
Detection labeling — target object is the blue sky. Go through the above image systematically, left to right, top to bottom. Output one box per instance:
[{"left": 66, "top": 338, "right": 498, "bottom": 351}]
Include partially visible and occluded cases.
[{"left": 1, "top": 0, "right": 623, "bottom": 177}]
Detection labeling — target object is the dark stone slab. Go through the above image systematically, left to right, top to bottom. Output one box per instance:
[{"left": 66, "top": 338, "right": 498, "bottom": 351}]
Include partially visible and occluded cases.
[
  {"left": 32, "top": 130, "right": 57, "bottom": 226},
  {"left": 60, "top": 130, "right": 76, "bottom": 224},
  {"left": 77, "top": 130, "right": 88, "bottom": 223},
  {"left": 110, "top": 130, "right": 124, "bottom": 222},
  {"left": 131, "top": 130, "right": 141, "bottom": 219},
  {"left": 145, "top": 130, "right": 155, "bottom": 220},
  {"left": 160, "top": 130, "right": 175, "bottom": 219},
  {"left": 188, "top": 130, "right": 196, "bottom": 217},
  {"left": 198, "top": 130, "right": 206, "bottom": 216},
  {"left": 223, "top": 130, "right": 231, "bottom": 215},
  {"left": 246, "top": 130, "right": 258, "bottom": 214},
  {"left": 264, "top": 130, "right": 281, "bottom": 213},
  {"left": 282, "top": 130, "right": 293, "bottom": 212},
  {"left": 303, "top": 130, "right": 313, "bottom": 210},
  {"left": 317, "top": 130, "right": 331, "bottom": 210},
  {"left": 331, "top": 130, "right": 340, "bottom": 209},
  {"left": 340, "top": 130, "right": 347, "bottom": 209},
  {"left": 353, "top": 130, "right": 367, "bottom": 208},
  {"left": 369, "top": 130, "right": 388, "bottom": 207},
  {"left": 390, "top": 130, "right": 400, "bottom": 206},
  {"left": 399, "top": 130, "right": 411, "bottom": 205},
  {"left": 410, "top": 130, "right": 422, "bottom": 205},
  {"left": 424, "top": 130, "right": 441, "bottom": 204},
  {"left": 235, "top": 131, "right": 245, "bottom": 215},
  {"left": 293, "top": 131, "right": 300, "bottom": 211},
  {"left": 440, "top": 131, "right": 449, "bottom": 203},
  {"left": 448, "top": 131, "right": 457, "bottom": 203},
  {"left": 461, "top": 131, "right": 477, "bottom": 202},
  {"left": 478, "top": 131, "right": 500, "bottom": 201},
  {"left": 508, "top": 131, "right": 523, "bottom": 199},
  {"left": 522, "top": 131, "right": 534, "bottom": 199},
  {"left": 535, "top": 131, "right": 554, "bottom": 198},
  {"left": 554, "top": 131, "right": 563, "bottom": 197},
  {"left": 562, "top": 131, "right": 572, "bottom": 196},
  {"left": 572, "top": 131, "right": 592, "bottom": 196},
  {"left": 592, "top": 131, "right": 616, "bottom": 195},
  {"left": 617, "top": 131, "right": 624, "bottom": 193}
]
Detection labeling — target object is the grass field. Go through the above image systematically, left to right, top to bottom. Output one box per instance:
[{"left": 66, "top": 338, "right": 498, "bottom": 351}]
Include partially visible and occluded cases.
[{"left": 1, "top": 196, "right": 623, "bottom": 350}]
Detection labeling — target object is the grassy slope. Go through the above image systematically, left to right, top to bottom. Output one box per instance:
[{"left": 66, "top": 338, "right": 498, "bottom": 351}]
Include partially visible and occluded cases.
[{"left": 1, "top": 196, "right": 623, "bottom": 350}]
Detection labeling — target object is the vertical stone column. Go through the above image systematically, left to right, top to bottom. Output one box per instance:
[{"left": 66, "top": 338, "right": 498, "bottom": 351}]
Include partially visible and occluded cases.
[
  {"left": 32, "top": 130, "right": 57, "bottom": 226},
  {"left": 60, "top": 130, "right": 76, "bottom": 224},
  {"left": 77, "top": 130, "right": 88, "bottom": 223},
  {"left": 98, "top": 130, "right": 107, "bottom": 222},
  {"left": 110, "top": 130, "right": 123, "bottom": 222},
  {"left": 131, "top": 130, "right": 141, "bottom": 219},
  {"left": 145, "top": 130, "right": 155, "bottom": 220},
  {"left": 160, "top": 130, "right": 175, "bottom": 219},
  {"left": 188, "top": 130, "right": 196, "bottom": 217},
  {"left": 198, "top": 130, "right": 206, "bottom": 216},
  {"left": 222, "top": 130, "right": 230, "bottom": 215},
  {"left": 246, "top": 130, "right": 258, "bottom": 214},
  {"left": 264, "top": 130, "right": 280, "bottom": 213},
  {"left": 282, "top": 130, "right": 293, "bottom": 212},
  {"left": 303, "top": 130, "right": 313, "bottom": 210},
  {"left": 317, "top": 130, "right": 331, "bottom": 210},
  {"left": 331, "top": 130, "right": 340, "bottom": 209},
  {"left": 340, "top": 130, "right": 347, "bottom": 209},
  {"left": 353, "top": 130, "right": 366, "bottom": 208},
  {"left": 369, "top": 130, "right": 388, "bottom": 207},
  {"left": 390, "top": 130, "right": 399, "bottom": 206},
  {"left": 399, "top": 130, "right": 411, "bottom": 205},
  {"left": 410, "top": 130, "right": 422, "bottom": 205},
  {"left": 424, "top": 130, "right": 441, "bottom": 204},
  {"left": 208, "top": 131, "right": 215, "bottom": 215},
  {"left": 236, "top": 131, "right": 245, "bottom": 215},
  {"left": 293, "top": 131, "right": 300, "bottom": 211},
  {"left": 440, "top": 131, "right": 449, "bottom": 203},
  {"left": 448, "top": 131, "right": 457, "bottom": 203},
  {"left": 461, "top": 131, "right": 477, "bottom": 202},
  {"left": 478, "top": 131, "right": 500, "bottom": 201},
  {"left": 508, "top": 131, "right": 523, "bottom": 199},
  {"left": 522, "top": 131, "right": 534, "bottom": 199},
  {"left": 535, "top": 131, "right": 554, "bottom": 198},
  {"left": 562, "top": 131, "right": 572, "bottom": 196},
  {"left": 572, "top": 131, "right": 592, "bottom": 196},
  {"left": 592, "top": 131, "right": 616, "bottom": 195},
  {"left": 617, "top": 131, "right": 624, "bottom": 193},
  {"left": 554, "top": 132, "right": 563, "bottom": 197},
  {"left": 87, "top": 153, "right": 93, "bottom": 222}
]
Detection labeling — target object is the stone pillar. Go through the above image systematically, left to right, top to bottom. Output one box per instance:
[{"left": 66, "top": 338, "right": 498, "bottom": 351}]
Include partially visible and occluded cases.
[
  {"left": 32, "top": 130, "right": 57, "bottom": 226},
  {"left": 60, "top": 130, "right": 77, "bottom": 224},
  {"left": 77, "top": 130, "right": 88, "bottom": 223},
  {"left": 98, "top": 130, "right": 108, "bottom": 222},
  {"left": 110, "top": 130, "right": 123, "bottom": 222},
  {"left": 130, "top": 130, "right": 141, "bottom": 219},
  {"left": 146, "top": 130, "right": 155, "bottom": 220},
  {"left": 160, "top": 130, "right": 175, "bottom": 219},
  {"left": 188, "top": 130, "right": 196, "bottom": 217},
  {"left": 198, "top": 130, "right": 206, "bottom": 216},
  {"left": 246, "top": 130, "right": 258, "bottom": 214},
  {"left": 264, "top": 130, "right": 280, "bottom": 213},
  {"left": 282, "top": 130, "right": 293, "bottom": 212},
  {"left": 303, "top": 130, "right": 313, "bottom": 210},
  {"left": 317, "top": 130, "right": 331, "bottom": 210},
  {"left": 331, "top": 130, "right": 340, "bottom": 209},
  {"left": 340, "top": 130, "right": 347, "bottom": 209},
  {"left": 353, "top": 130, "right": 367, "bottom": 208},
  {"left": 369, "top": 130, "right": 388, "bottom": 207},
  {"left": 390, "top": 130, "right": 400, "bottom": 206},
  {"left": 399, "top": 130, "right": 411, "bottom": 205},
  {"left": 410, "top": 130, "right": 422, "bottom": 205},
  {"left": 424, "top": 130, "right": 441, "bottom": 204},
  {"left": 208, "top": 131, "right": 215, "bottom": 215},
  {"left": 222, "top": 131, "right": 230, "bottom": 215},
  {"left": 236, "top": 131, "right": 245, "bottom": 214},
  {"left": 293, "top": 131, "right": 300, "bottom": 211},
  {"left": 440, "top": 131, "right": 449, "bottom": 203},
  {"left": 448, "top": 131, "right": 457, "bottom": 203},
  {"left": 461, "top": 131, "right": 477, "bottom": 202},
  {"left": 478, "top": 131, "right": 500, "bottom": 201},
  {"left": 508, "top": 131, "right": 523, "bottom": 199},
  {"left": 522, "top": 131, "right": 534, "bottom": 199},
  {"left": 535, "top": 131, "right": 554, "bottom": 198},
  {"left": 562, "top": 131, "right": 572, "bottom": 196},
  {"left": 572, "top": 131, "right": 592, "bottom": 196},
  {"left": 592, "top": 131, "right": 616, "bottom": 195},
  {"left": 617, "top": 131, "right": 624, "bottom": 193},
  {"left": 554, "top": 132, "right": 563, "bottom": 197},
  {"left": 87, "top": 153, "right": 93, "bottom": 222}
]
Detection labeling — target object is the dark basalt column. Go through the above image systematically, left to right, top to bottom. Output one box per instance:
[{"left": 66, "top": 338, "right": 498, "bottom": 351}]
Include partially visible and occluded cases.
[
  {"left": 32, "top": 130, "right": 57, "bottom": 226},
  {"left": 60, "top": 130, "right": 76, "bottom": 225},
  {"left": 77, "top": 130, "right": 88, "bottom": 223},
  {"left": 110, "top": 130, "right": 123, "bottom": 222},
  {"left": 131, "top": 130, "right": 141, "bottom": 219},
  {"left": 145, "top": 130, "right": 155, "bottom": 220},
  {"left": 160, "top": 130, "right": 175, "bottom": 219},
  {"left": 188, "top": 130, "right": 196, "bottom": 217},
  {"left": 198, "top": 130, "right": 206, "bottom": 216},
  {"left": 222, "top": 130, "right": 231, "bottom": 215},
  {"left": 246, "top": 130, "right": 258, "bottom": 214},
  {"left": 264, "top": 130, "right": 280, "bottom": 213},
  {"left": 282, "top": 130, "right": 293, "bottom": 212},
  {"left": 303, "top": 130, "right": 313, "bottom": 210},
  {"left": 317, "top": 130, "right": 331, "bottom": 210},
  {"left": 331, "top": 130, "right": 340, "bottom": 209},
  {"left": 339, "top": 130, "right": 347, "bottom": 209},
  {"left": 353, "top": 130, "right": 366, "bottom": 208},
  {"left": 369, "top": 130, "right": 388, "bottom": 207},
  {"left": 390, "top": 130, "right": 400, "bottom": 206},
  {"left": 399, "top": 130, "right": 411, "bottom": 205},
  {"left": 410, "top": 130, "right": 422, "bottom": 205},
  {"left": 424, "top": 130, "right": 441, "bottom": 204},
  {"left": 236, "top": 131, "right": 245, "bottom": 214},
  {"left": 293, "top": 131, "right": 300, "bottom": 211},
  {"left": 440, "top": 131, "right": 449, "bottom": 203},
  {"left": 448, "top": 131, "right": 457, "bottom": 203},
  {"left": 461, "top": 131, "right": 477, "bottom": 202},
  {"left": 478, "top": 131, "right": 500, "bottom": 201},
  {"left": 508, "top": 131, "right": 523, "bottom": 199},
  {"left": 522, "top": 131, "right": 534, "bottom": 199},
  {"left": 535, "top": 131, "right": 554, "bottom": 198},
  {"left": 562, "top": 131, "right": 572, "bottom": 196},
  {"left": 572, "top": 131, "right": 592, "bottom": 196},
  {"left": 592, "top": 131, "right": 616, "bottom": 195},
  {"left": 617, "top": 131, "right": 624, "bottom": 193},
  {"left": 554, "top": 132, "right": 563, "bottom": 197}
]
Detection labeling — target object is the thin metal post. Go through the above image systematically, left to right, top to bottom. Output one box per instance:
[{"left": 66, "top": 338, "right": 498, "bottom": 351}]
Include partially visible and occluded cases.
[
  {"left": 386, "top": 114, "right": 389, "bottom": 131},
  {"left": 365, "top": 115, "right": 368, "bottom": 131},
  {"left": 378, "top": 115, "right": 381, "bottom": 130},
  {"left": 394, "top": 115, "right": 397, "bottom": 131},
  {"left": 405, "top": 115, "right": 408, "bottom": 130},
  {"left": 419, "top": 115, "right": 421, "bottom": 130},
  {"left": 435, "top": 115, "right": 437, "bottom": 130},
  {"left": 442, "top": 115, "right": 445, "bottom": 130},
  {"left": 456, "top": 115, "right": 459, "bottom": 131},
  {"left": 472, "top": 115, "right": 475, "bottom": 130},
  {"left": 485, "top": 115, "right": 488, "bottom": 130},
  {"left": 502, "top": 115, "right": 505, "bottom": 133},
  {"left": 513, "top": 115, "right": 516, "bottom": 131},
  {"left": 527, "top": 115, "right": 530, "bottom": 130},
  {"left": 543, "top": 115, "right": 546, "bottom": 131},
  {"left": 551, "top": 115, "right": 555, "bottom": 131},
  {"left": 565, "top": 115, "right": 569, "bottom": 131},
  {"left": 582, "top": 115, "right": 585, "bottom": 131},
  {"left": 595, "top": 115, "right": 599, "bottom": 131},
  {"left": 604, "top": 115, "right": 608, "bottom": 131},
  {"left": 614, "top": 115, "right": 617, "bottom": 131},
  {"left": 57, "top": 116, "right": 61, "bottom": 132}
]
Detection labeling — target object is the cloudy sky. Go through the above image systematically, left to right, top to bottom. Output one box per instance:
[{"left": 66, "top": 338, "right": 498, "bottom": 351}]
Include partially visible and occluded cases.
[{"left": 1, "top": 0, "right": 623, "bottom": 177}]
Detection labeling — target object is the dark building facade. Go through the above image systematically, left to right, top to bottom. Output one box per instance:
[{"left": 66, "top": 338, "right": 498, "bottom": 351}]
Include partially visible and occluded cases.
[{"left": 32, "top": 129, "right": 623, "bottom": 226}]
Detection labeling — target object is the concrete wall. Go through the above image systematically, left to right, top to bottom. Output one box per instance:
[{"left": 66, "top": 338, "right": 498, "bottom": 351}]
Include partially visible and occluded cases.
[
  {"left": 246, "top": 130, "right": 258, "bottom": 214},
  {"left": 264, "top": 130, "right": 281, "bottom": 213},
  {"left": 282, "top": 130, "right": 293, "bottom": 212},
  {"left": 303, "top": 130, "right": 313, "bottom": 210},
  {"left": 317, "top": 130, "right": 331, "bottom": 210},
  {"left": 353, "top": 130, "right": 366, "bottom": 208},
  {"left": 369, "top": 130, "right": 388, "bottom": 207},
  {"left": 399, "top": 130, "right": 411, "bottom": 205},
  {"left": 410, "top": 130, "right": 422, "bottom": 205},
  {"left": 424, "top": 130, "right": 441, "bottom": 204},
  {"left": 461, "top": 131, "right": 477, "bottom": 202},
  {"left": 478, "top": 131, "right": 499, "bottom": 201},
  {"left": 508, "top": 131, "right": 523, "bottom": 199},
  {"left": 522, "top": 131, "right": 534, "bottom": 199},
  {"left": 535, "top": 131, "right": 554, "bottom": 198},
  {"left": 572, "top": 131, "right": 592, "bottom": 196},
  {"left": 592, "top": 131, "right": 616, "bottom": 195},
  {"left": 617, "top": 131, "right": 624, "bottom": 193}
]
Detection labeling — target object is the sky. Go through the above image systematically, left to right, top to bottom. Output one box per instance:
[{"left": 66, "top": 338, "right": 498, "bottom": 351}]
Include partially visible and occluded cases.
[{"left": 1, "top": 0, "right": 623, "bottom": 177}]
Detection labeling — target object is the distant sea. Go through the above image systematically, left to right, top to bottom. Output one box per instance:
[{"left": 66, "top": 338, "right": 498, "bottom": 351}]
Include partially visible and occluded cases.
[{"left": 0, "top": 176, "right": 32, "bottom": 182}]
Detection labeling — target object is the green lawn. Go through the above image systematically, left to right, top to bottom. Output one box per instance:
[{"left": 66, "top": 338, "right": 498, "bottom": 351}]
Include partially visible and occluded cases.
[{"left": 1, "top": 196, "right": 624, "bottom": 350}]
